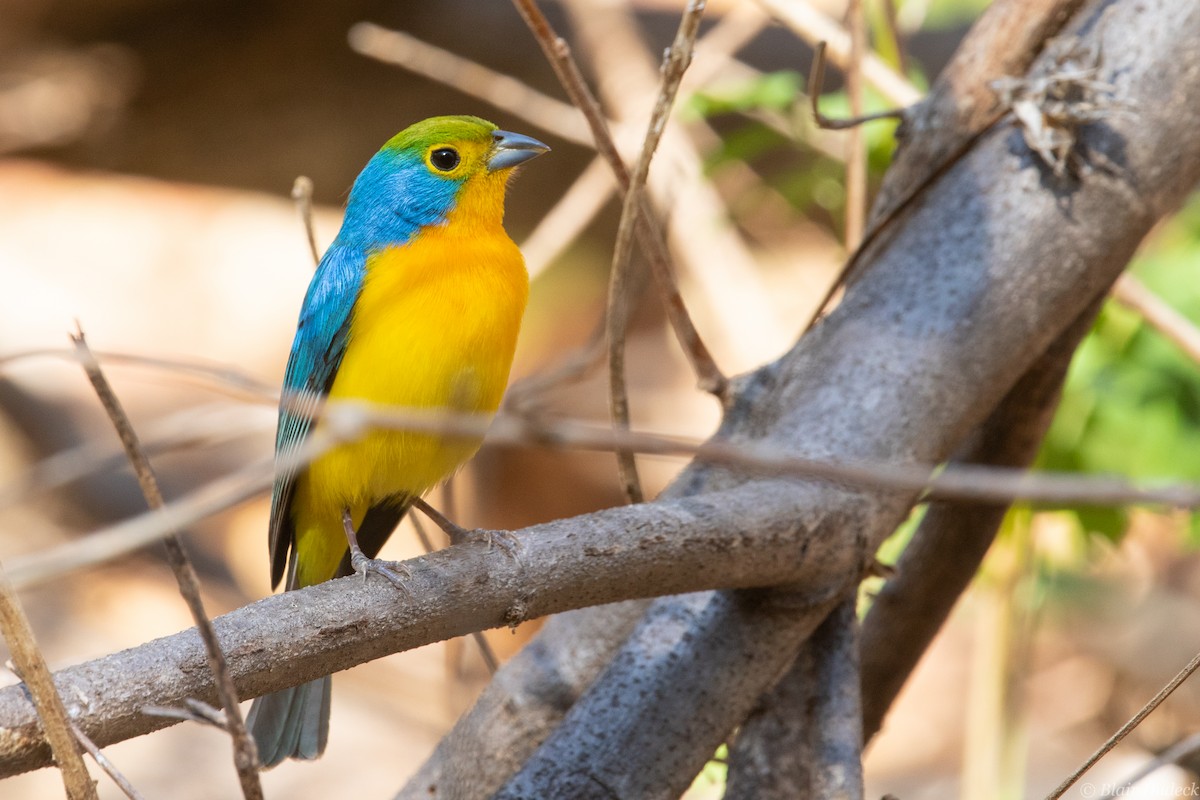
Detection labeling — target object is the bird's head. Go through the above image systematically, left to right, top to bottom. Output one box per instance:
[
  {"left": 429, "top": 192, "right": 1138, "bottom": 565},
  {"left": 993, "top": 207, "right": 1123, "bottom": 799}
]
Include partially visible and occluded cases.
[{"left": 337, "top": 115, "right": 549, "bottom": 249}]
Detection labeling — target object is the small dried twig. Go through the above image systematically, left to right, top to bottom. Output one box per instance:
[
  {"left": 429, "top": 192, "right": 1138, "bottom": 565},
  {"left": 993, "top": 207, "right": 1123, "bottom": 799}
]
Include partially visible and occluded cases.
[
  {"left": 511, "top": 0, "right": 728, "bottom": 399},
  {"left": 605, "top": 0, "right": 708, "bottom": 504},
  {"left": 754, "top": 0, "right": 922, "bottom": 107},
  {"left": 347, "top": 22, "right": 591, "bottom": 147},
  {"left": 808, "top": 41, "right": 908, "bottom": 131},
  {"left": 291, "top": 176, "right": 319, "bottom": 267},
  {"left": 1112, "top": 275, "right": 1200, "bottom": 363},
  {"left": 70, "top": 329, "right": 263, "bottom": 798},
  {"left": 0, "top": 346, "right": 276, "bottom": 402},
  {"left": 15, "top": 396, "right": 1200, "bottom": 590},
  {"left": 0, "top": 403, "right": 263, "bottom": 512},
  {"left": 0, "top": 567, "right": 97, "bottom": 799},
  {"left": 1044, "top": 647, "right": 1200, "bottom": 799},
  {"left": 143, "top": 699, "right": 229, "bottom": 729},
  {"left": 68, "top": 722, "right": 145, "bottom": 800},
  {"left": 1099, "top": 732, "right": 1200, "bottom": 798}
]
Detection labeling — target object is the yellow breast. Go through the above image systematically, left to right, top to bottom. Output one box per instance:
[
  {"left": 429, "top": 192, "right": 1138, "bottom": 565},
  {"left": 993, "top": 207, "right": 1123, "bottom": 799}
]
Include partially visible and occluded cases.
[{"left": 296, "top": 211, "right": 528, "bottom": 526}]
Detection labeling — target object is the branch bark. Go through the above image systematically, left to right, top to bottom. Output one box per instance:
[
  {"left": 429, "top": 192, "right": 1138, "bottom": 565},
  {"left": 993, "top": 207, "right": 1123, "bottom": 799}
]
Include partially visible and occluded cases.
[
  {"left": 3, "top": 0, "right": 1199, "bottom": 792},
  {"left": 476, "top": 0, "right": 1200, "bottom": 795},
  {"left": 859, "top": 294, "right": 1103, "bottom": 742},
  {"left": 0, "top": 482, "right": 860, "bottom": 779},
  {"left": 725, "top": 597, "right": 864, "bottom": 800}
]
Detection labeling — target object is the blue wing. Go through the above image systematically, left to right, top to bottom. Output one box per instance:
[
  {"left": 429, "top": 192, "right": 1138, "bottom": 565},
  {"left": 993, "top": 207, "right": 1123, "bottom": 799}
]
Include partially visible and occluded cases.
[{"left": 268, "top": 245, "right": 367, "bottom": 588}]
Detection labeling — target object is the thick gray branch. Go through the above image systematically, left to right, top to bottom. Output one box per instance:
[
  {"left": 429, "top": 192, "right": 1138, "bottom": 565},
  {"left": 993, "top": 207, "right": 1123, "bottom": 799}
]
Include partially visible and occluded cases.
[
  {"left": 488, "top": 0, "right": 1200, "bottom": 795},
  {"left": 859, "top": 295, "right": 1102, "bottom": 742},
  {"left": 0, "top": 482, "right": 856, "bottom": 779},
  {"left": 725, "top": 598, "right": 864, "bottom": 800}
]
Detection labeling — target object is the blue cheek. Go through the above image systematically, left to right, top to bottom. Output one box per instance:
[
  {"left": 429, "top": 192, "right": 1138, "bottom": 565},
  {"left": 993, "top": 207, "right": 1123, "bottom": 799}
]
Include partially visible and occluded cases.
[{"left": 335, "top": 151, "right": 463, "bottom": 249}]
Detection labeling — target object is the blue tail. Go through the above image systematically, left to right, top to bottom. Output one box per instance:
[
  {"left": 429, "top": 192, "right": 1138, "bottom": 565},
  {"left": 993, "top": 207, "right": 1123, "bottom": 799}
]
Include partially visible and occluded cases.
[{"left": 246, "top": 676, "right": 331, "bottom": 768}]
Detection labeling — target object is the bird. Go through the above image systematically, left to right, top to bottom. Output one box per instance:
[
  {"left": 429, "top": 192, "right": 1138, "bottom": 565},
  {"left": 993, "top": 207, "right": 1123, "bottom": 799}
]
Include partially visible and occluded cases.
[{"left": 245, "top": 115, "right": 548, "bottom": 767}]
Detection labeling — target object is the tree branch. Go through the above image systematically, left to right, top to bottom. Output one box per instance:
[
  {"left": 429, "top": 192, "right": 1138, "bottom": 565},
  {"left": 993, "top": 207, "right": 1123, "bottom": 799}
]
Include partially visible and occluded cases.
[
  {"left": 463, "top": 0, "right": 1200, "bottom": 794},
  {"left": 859, "top": 293, "right": 1103, "bottom": 741},
  {"left": 0, "top": 482, "right": 863, "bottom": 779},
  {"left": 725, "top": 597, "right": 864, "bottom": 799}
]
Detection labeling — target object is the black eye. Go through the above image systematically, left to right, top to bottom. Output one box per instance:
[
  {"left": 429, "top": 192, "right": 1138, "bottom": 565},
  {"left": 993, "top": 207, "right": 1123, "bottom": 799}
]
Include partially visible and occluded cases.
[{"left": 429, "top": 147, "right": 460, "bottom": 171}]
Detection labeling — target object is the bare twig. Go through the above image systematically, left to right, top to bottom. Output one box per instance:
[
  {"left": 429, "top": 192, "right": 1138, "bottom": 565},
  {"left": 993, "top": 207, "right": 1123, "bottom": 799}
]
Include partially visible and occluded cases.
[
  {"left": 511, "top": 0, "right": 728, "bottom": 398},
  {"left": 605, "top": 0, "right": 707, "bottom": 504},
  {"left": 755, "top": 0, "right": 921, "bottom": 107},
  {"left": 804, "top": 0, "right": 1085, "bottom": 331},
  {"left": 347, "top": 22, "right": 591, "bottom": 147},
  {"left": 808, "top": 41, "right": 909, "bottom": 131},
  {"left": 291, "top": 176, "right": 319, "bottom": 267},
  {"left": 1112, "top": 273, "right": 1200, "bottom": 366},
  {"left": 70, "top": 330, "right": 263, "bottom": 797},
  {"left": 0, "top": 346, "right": 277, "bottom": 402},
  {"left": 14, "top": 397, "right": 1200, "bottom": 591},
  {"left": 0, "top": 566, "right": 96, "bottom": 799},
  {"left": 1044, "top": 648, "right": 1200, "bottom": 799},
  {"left": 143, "top": 699, "right": 229, "bottom": 729},
  {"left": 69, "top": 722, "right": 145, "bottom": 800},
  {"left": 1100, "top": 732, "right": 1200, "bottom": 798}
]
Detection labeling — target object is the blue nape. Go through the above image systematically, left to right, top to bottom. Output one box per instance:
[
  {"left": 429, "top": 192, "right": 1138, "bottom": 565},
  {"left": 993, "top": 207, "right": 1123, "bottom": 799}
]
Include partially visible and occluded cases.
[{"left": 334, "top": 148, "right": 464, "bottom": 250}]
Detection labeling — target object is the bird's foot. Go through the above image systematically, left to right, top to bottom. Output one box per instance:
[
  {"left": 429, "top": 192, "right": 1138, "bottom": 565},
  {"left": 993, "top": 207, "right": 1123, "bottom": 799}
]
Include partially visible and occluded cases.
[
  {"left": 412, "top": 498, "right": 522, "bottom": 563},
  {"left": 342, "top": 509, "right": 413, "bottom": 593},
  {"left": 453, "top": 527, "right": 522, "bottom": 562},
  {"left": 349, "top": 551, "right": 413, "bottom": 592}
]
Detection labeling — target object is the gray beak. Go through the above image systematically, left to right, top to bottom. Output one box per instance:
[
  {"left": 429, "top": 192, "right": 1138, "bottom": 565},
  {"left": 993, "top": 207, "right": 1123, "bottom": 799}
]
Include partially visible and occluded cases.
[{"left": 488, "top": 130, "right": 550, "bottom": 171}]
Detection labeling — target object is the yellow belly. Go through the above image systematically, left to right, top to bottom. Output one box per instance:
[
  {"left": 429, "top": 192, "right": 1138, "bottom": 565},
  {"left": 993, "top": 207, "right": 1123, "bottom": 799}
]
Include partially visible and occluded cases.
[{"left": 290, "top": 223, "right": 528, "bottom": 585}]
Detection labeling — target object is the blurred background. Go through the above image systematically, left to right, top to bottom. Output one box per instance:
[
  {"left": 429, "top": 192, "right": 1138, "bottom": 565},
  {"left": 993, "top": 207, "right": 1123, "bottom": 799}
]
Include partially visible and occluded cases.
[{"left": 2, "top": 0, "right": 1200, "bottom": 797}]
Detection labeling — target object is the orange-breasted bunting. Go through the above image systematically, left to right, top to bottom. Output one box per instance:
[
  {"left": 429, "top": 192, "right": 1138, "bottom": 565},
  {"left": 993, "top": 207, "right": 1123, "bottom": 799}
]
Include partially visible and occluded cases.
[{"left": 245, "top": 116, "right": 548, "bottom": 767}]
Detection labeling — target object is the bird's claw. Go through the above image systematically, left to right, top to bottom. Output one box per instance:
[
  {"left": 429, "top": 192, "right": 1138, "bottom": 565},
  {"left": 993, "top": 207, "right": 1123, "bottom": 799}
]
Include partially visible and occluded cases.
[
  {"left": 451, "top": 528, "right": 523, "bottom": 565},
  {"left": 350, "top": 551, "right": 413, "bottom": 594}
]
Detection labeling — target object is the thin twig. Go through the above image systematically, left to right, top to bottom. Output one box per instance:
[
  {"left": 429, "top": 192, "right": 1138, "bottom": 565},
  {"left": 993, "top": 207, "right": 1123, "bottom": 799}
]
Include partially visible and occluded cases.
[
  {"left": 511, "top": 0, "right": 728, "bottom": 399},
  {"left": 561, "top": 0, "right": 793, "bottom": 368},
  {"left": 605, "top": 0, "right": 708, "bottom": 504},
  {"left": 754, "top": 0, "right": 922, "bottom": 107},
  {"left": 347, "top": 22, "right": 591, "bottom": 147},
  {"left": 808, "top": 41, "right": 908, "bottom": 131},
  {"left": 291, "top": 176, "right": 319, "bottom": 267},
  {"left": 1112, "top": 273, "right": 1200, "bottom": 365},
  {"left": 503, "top": 322, "right": 607, "bottom": 414},
  {"left": 70, "top": 329, "right": 263, "bottom": 797},
  {"left": 0, "top": 346, "right": 277, "bottom": 402},
  {"left": 15, "top": 399, "right": 1200, "bottom": 590},
  {"left": 0, "top": 404, "right": 264, "bottom": 512},
  {"left": 0, "top": 566, "right": 96, "bottom": 799},
  {"left": 1044, "top": 647, "right": 1200, "bottom": 799},
  {"left": 143, "top": 699, "right": 229, "bottom": 729},
  {"left": 69, "top": 722, "right": 146, "bottom": 800},
  {"left": 1099, "top": 732, "right": 1200, "bottom": 798}
]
